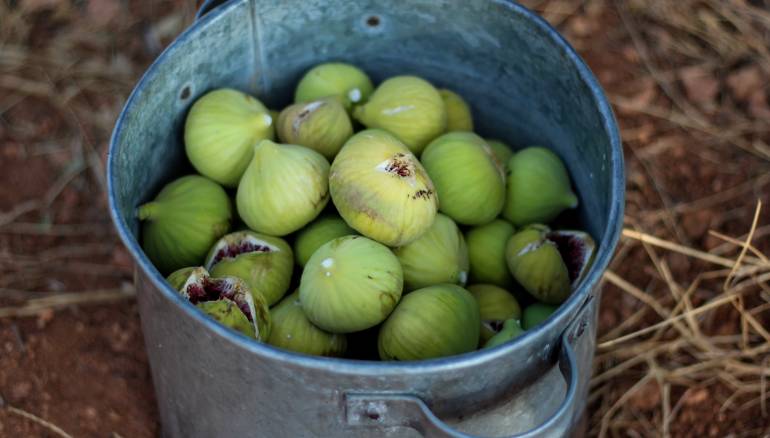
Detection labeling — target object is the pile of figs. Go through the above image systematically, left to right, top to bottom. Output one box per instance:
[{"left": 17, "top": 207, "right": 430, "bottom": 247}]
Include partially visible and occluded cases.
[{"left": 137, "top": 62, "right": 596, "bottom": 361}]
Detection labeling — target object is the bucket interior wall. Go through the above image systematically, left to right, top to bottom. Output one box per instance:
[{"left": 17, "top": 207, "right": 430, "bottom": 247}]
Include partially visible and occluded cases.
[{"left": 112, "top": 0, "right": 615, "bottom": 248}]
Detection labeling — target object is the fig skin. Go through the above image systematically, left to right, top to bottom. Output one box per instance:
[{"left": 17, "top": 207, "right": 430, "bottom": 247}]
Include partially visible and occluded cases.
[
  {"left": 294, "top": 62, "right": 374, "bottom": 111},
  {"left": 353, "top": 76, "right": 447, "bottom": 154},
  {"left": 184, "top": 88, "right": 274, "bottom": 187},
  {"left": 439, "top": 88, "right": 473, "bottom": 132},
  {"left": 277, "top": 97, "right": 354, "bottom": 160},
  {"left": 329, "top": 129, "right": 437, "bottom": 247},
  {"left": 421, "top": 132, "right": 506, "bottom": 225},
  {"left": 236, "top": 139, "right": 330, "bottom": 236},
  {"left": 485, "top": 139, "right": 513, "bottom": 168},
  {"left": 503, "top": 146, "right": 578, "bottom": 227},
  {"left": 137, "top": 175, "right": 231, "bottom": 275},
  {"left": 393, "top": 213, "right": 469, "bottom": 291},
  {"left": 294, "top": 216, "right": 356, "bottom": 267},
  {"left": 466, "top": 219, "right": 516, "bottom": 288},
  {"left": 505, "top": 225, "right": 570, "bottom": 304},
  {"left": 205, "top": 231, "right": 294, "bottom": 306},
  {"left": 299, "top": 236, "right": 403, "bottom": 334},
  {"left": 166, "top": 267, "right": 272, "bottom": 341},
  {"left": 378, "top": 284, "right": 480, "bottom": 361},
  {"left": 467, "top": 284, "right": 522, "bottom": 344},
  {"left": 267, "top": 291, "right": 347, "bottom": 357},
  {"left": 522, "top": 303, "right": 559, "bottom": 329},
  {"left": 483, "top": 319, "right": 524, "bottom": 349}
]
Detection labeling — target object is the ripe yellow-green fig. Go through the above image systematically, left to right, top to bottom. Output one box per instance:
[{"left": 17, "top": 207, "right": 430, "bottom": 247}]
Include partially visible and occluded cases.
[
  {"left": 294, "top": 62, "right": 374, "bottom": 110},
  {"left": 353, "top": 76, "right": 447, "bottom": 154},
  {"left": 184, "top": 88, "right": 274, "bottom": 187},
  {"left": 439, "top": 88, "right": 473, "bottom": 131},
  {"left": 277, "top": 97, "right": 353, "bottom": 160},
  {"left": 330, "top": 129, "right": 438, "bottom": 246},
  {"left": 421, "top": 132, "right": 505, "bottom": 225},
  {"left": 236, "top": 139, "right": 329, "bottom": 236},
  {"left": 485, "top": 139, "right": 514, "bottom": 168},
  {"left": 503, "top": 147, "right": 578, "bottom": 227},
  {"left": 137, "top": 175, "right": 231, "bottom": 275},
  {"left": 393, "top": 214, "right": 469, "bottom": 291},
  {"left": 294, "top": 215, "right": 356, "bottom": 267},
  {"left": 466, "top": 219, "right": 516, "bottom": 288},
  {"left": 505, "top": 225, "right": 570, "bottom": 304},
  {"left": 205, "top": 231, "right": 293, "bottom": 306},
  {"left": 299, "top": 236, "right": 403, "bottom": 333},
  {"left": 166, "top": 266, "right": 271, "bottom": 341},
  {"left": 378, "top": 284, "right": 480, "bottom": 361},
  {"left": 467, "top": 284, "right": 521, "bottom": 344},
  {"left": 268, "top": 291, "right": 347, "bottom": 357}
]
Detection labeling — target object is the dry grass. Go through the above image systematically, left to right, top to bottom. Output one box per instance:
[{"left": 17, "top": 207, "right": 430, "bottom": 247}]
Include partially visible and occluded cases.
[
  {"left": 0, "top": 0, "right": 769, "bottom": 436},
  {"left": 532, "top": 0, "right": 770, "bottom": 436},
  {"left": 593, "top": 204, "right": 770, "bottom": 437}
]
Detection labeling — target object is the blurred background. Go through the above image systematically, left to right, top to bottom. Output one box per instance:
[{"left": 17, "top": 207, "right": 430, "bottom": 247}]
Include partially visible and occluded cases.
[{"left": 0, "top": 1, "right": 769, "bottom": 436}]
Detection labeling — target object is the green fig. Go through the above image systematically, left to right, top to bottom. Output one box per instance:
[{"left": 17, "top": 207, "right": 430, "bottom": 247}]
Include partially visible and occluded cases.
[
  {"left": 294, "top": 62, "right": 374, "bottom": 110},
  {"left": 353, "top": 76, "right": 447, "bottom": 154},
  {"left": 184, "top": 88, "right": 274, "bottom": 187},
  {"left": 439, "top": 88, "right": 473, "bottom": 131},
  {"left": 277, "top": 97, "right": 354, "bottom": 160},
  {"left": 330, "top": 129, "right": 438, "bottom": 246},
  {"left": 421, "top": 132, "right": 505, "bottom": 225},
  {"left": 236, "top": 139, "right": 330, "bottom": 236},
  {"left": 485, "top": 139, "right": 513, "bottom": 168},
  {"left": 503, "top": 147, "right": 578, "bottom": 226},
  {"left": 137, "top": 175, "right": 231, "bottom": 275},
  {"left": 393, "top": 213, "right": 469, "bottom": 291},
  {"left": 294, "top": 216, "right": 356, "bottom": 267},
  {"left": 466, "top": 219, "right": 516, "bottom": 288},
  {"left": 505, "top": 225, "right": 570, "bottom": 304},
  {"left": 506, "top": 226, "right": 597, "bottom": 305},
  {"left": 204, "top": 231, "right": 293, "bottom": 306},
  {"left": 299, "top": 236, "right": 403, "bottom": 333},
  {"left": 166, "top": 266, "right": 271, "bottom": 340},
  {"left": 166, "top": 266, "right": 199, "bottom": 291},
  {"left": 378, "top": 284, "right": 480, "bottom": 361},
  {"left": 467, "top": 284, "right": 521, "bottom": 344},
  {"left": 267, "top": 291, "right": 347, "bottom": 357},
  {"left": 196, "top": 300, "right": 257, "bottom": 339},
  {"left": 522, "top": 303, "right": 559, "bottom": 329},
  {"left": 483, "top": 319, "right": 524, "bottom": 349}
]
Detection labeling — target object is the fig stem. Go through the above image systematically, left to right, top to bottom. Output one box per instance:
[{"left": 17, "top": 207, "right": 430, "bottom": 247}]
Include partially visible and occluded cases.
[{"left": 136, "top": 202, "right": 161, "bottom": 220}]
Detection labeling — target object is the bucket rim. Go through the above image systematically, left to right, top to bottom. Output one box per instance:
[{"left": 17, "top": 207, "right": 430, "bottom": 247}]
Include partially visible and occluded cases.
[{"left": 107, "top": 0, "right": 624, "bottom": 375}]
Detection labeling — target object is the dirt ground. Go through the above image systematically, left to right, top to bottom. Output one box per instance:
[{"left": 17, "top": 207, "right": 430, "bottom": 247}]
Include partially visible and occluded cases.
[{"left": 1, "top": 1, "right": 769, "bottom": 437}]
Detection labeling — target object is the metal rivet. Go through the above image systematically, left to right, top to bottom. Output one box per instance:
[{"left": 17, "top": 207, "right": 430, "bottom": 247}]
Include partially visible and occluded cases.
[
  {"left": 366, "top": 15, "right": 380, "bottom": 27},
  {"left": 180, "top": 86, "right": 191, "bottom": 100}
]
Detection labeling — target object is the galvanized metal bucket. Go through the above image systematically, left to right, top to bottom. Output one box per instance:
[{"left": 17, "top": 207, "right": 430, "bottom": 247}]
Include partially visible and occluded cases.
[{"left": 108, "top": 0, "right": 624, "bottom": 436}]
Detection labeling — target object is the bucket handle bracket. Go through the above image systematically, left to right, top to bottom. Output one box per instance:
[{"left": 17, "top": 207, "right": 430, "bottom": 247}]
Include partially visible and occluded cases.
[{"left": 345, "top": 333, "right": 579, "bottom": 438}]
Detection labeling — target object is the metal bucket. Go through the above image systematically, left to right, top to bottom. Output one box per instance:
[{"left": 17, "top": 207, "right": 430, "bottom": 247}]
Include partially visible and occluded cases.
[{"left": 108, "top": 0, "right": 624, "bottom": 436}]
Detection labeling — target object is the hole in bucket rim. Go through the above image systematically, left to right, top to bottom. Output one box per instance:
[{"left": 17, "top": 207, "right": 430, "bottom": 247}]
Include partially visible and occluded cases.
[
  {"left": 366, "top": 15, "right": 380, "bottom": 27},
  {"left": 179, "top": 85, "right": 192, "bottom": 101}
]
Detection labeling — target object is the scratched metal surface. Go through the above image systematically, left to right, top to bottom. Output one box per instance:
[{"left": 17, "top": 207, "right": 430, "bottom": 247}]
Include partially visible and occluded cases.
[{"left": 107, "top": 0, "right": 624, "bottom": 436}]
